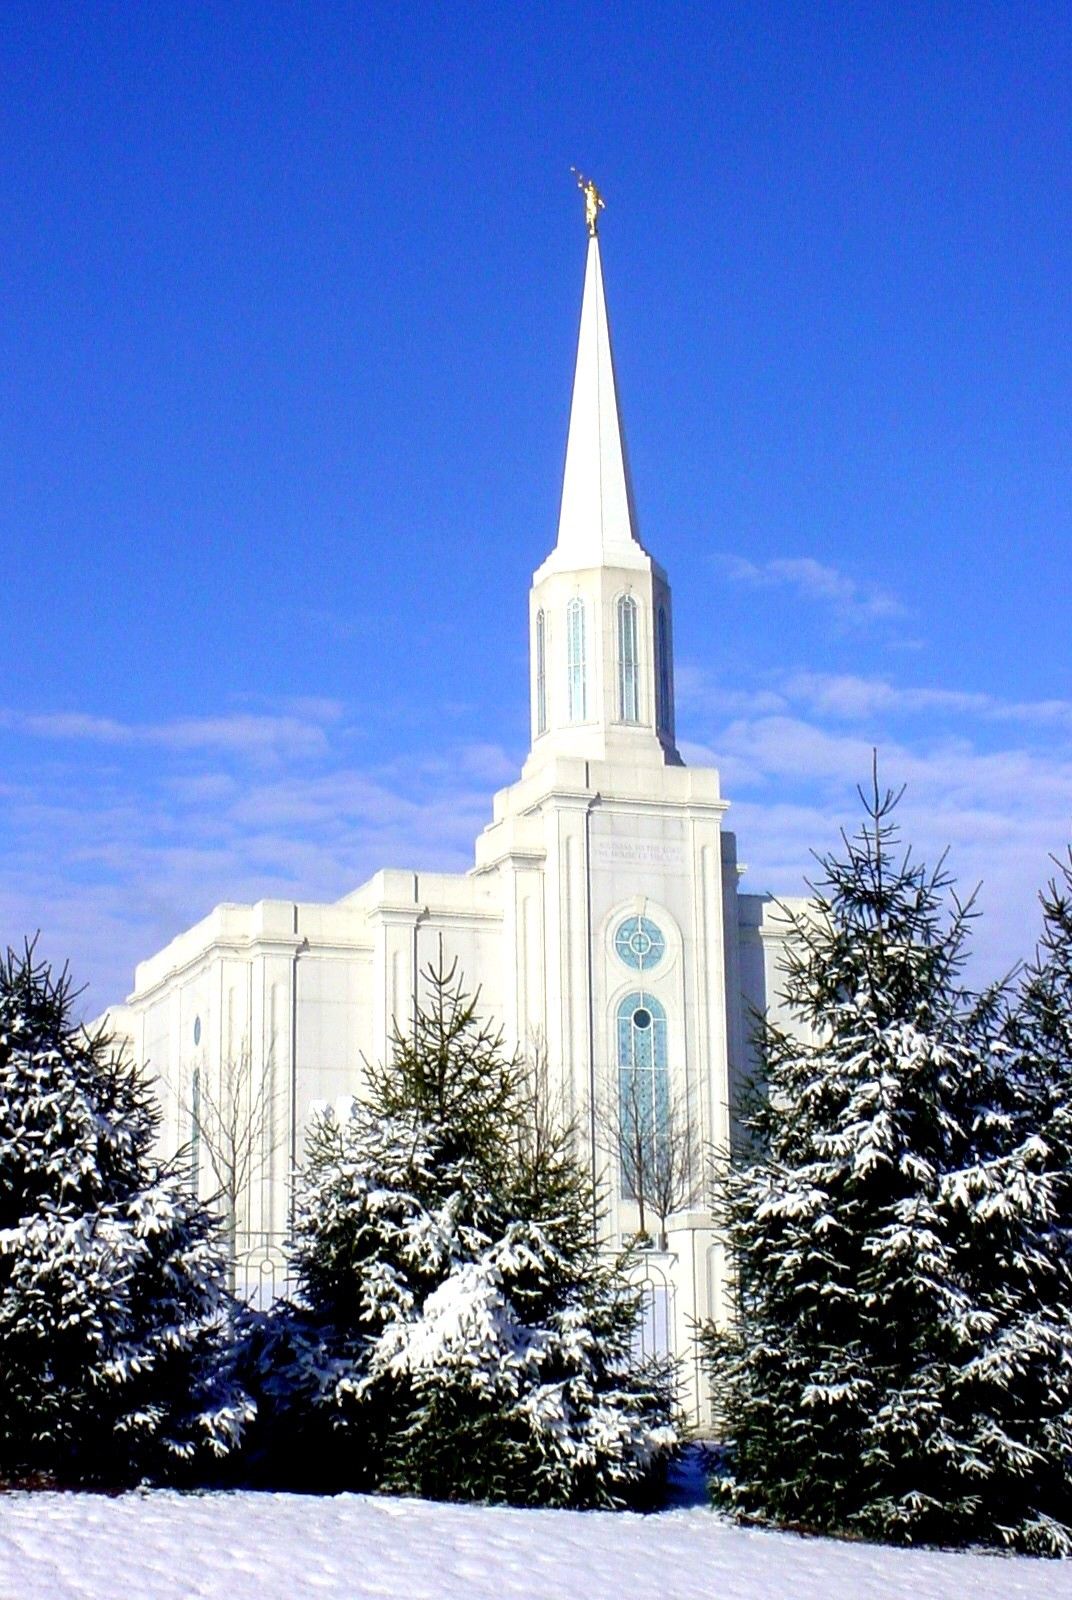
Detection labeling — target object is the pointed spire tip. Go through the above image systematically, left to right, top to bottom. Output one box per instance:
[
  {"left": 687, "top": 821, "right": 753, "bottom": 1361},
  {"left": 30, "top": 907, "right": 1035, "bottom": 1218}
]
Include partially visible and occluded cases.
[{"left": 553, "top": 196, "right": 645, "bottom": 568}]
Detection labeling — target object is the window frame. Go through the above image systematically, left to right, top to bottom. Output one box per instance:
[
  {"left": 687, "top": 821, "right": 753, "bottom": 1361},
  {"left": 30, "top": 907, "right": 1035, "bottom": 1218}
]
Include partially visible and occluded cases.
[
  {"left": 616, "top": 593, "right": 640, "bottom": 723},
  {"left": 566, "top": 596, "right": 588, "bottom": 722},
  {"left": 656, "top": 604, "right": 673, "bottom": 735},
  {"left": 535, "top": 607, "right": 547, "bottom": 735},
  {"left": 616, "top": 991, "right": 670, "bottom": 1201}
]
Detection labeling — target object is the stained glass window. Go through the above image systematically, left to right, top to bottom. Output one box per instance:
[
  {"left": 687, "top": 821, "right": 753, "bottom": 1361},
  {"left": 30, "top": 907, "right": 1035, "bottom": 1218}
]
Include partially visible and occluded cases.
[
  {"left": 617, "top": 594, "right": 639, "bottom": 722},
  {"left": 566, "top": 597, "right": 587, "bottom": 721},
  {"left": 656, "top": 605, "right": 672, "bottom": 735},
  {"left": 535, "top": 608, "right": 547, "bottom": 734},
  {"left": 614, "top": 915, "right": 665, "bottom": 971},
  {"left": 617, "top": 992, "right": 669, "bottom": 1201}
]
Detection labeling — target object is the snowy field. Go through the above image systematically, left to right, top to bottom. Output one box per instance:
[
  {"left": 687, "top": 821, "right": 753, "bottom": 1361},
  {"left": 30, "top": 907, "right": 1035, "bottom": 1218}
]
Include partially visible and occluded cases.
[{"left": 2, "top": 1479, "right": 1071, "bottom": 1600}]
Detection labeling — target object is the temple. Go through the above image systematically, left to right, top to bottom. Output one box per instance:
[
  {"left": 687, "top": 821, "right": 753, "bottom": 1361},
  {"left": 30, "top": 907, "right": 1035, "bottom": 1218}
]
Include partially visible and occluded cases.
[{"left": 102, "top": 199, "right": 799, "bottom": 1422}]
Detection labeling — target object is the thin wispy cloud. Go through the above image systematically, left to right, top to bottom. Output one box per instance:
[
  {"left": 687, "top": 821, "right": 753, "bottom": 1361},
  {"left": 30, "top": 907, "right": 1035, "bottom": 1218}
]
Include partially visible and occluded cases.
[
  {"left": 718, "top": 555, "right": 910, "bottom": 636},
  {"left": 3, "top": 655, "right": 1070, "bottom": 1018},
  {"left": 676, "top": 661, "right": 1072, "bottom": 984},
  {"left": 675, "top": 665, "right": 789, "bottom": 718},
  {"left": 678, "top": 667, "right": 1072, "bottom": 740},
  {"left": 784, "top": 673, "right": 1072, "bottom": 729},
  {"left": 0, "top": 698, "right": 518, "bottom": 1015},
  {"left": 0, "top": 705, "right": 339, "bottom": 762}
]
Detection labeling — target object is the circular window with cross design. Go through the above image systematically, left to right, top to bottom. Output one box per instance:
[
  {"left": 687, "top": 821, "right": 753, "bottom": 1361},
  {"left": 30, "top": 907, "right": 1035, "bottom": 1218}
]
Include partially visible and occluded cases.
[{"left": 614, "top": 915, "right": 666, "bottom": 972}]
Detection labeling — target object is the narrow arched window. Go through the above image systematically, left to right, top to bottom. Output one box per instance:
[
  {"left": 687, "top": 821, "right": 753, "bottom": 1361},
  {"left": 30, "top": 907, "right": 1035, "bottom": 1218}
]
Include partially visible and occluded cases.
[
  {"left": 617, "top": 594, "right": 639, "bottom": 722},
  {"left": 566, "top": 597, "right": 587, "bottom": 722},
  {"left": 656, "top": 605, "right": 672, "bottom": 735},
  {"left": 535, "top": 608, "right": 547, "bottom": 735},
  {"left": 617, "top": 992, "right": 669, "bottom": 1202}
]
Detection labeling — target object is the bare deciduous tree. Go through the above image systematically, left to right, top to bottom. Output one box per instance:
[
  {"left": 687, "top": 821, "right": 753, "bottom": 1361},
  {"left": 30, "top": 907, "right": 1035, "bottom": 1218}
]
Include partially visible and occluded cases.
[
  {"left": 516, "top": 1027, "right": 573, "bottom": 1170},
  {"left": 176, "top": 1040, "right": 282, "bottom": 1284},
  {"left": 596, "top": 1069, "right": 699, "bottom": 1249}
]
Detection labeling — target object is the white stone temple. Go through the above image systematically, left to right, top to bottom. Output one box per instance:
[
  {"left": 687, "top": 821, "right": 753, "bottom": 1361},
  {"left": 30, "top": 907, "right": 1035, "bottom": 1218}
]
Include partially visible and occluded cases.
[{"left": 103, "top": 201, "right": 798, "bottom": 1421}]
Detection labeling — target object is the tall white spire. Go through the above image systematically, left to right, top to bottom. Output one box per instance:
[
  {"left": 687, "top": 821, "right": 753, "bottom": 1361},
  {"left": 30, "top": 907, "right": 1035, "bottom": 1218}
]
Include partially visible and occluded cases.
[
  {"left": 524, "top": 184, "right": 679, "bottom": 772},
  {"left": 552, "top": 235, "right": 647, "bottom": 571}
]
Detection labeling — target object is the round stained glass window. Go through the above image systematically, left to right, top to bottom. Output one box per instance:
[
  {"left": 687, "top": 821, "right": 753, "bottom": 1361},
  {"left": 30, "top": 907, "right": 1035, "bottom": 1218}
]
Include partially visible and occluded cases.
[{"left": 614, "top": 915, "right": 665, "bottom": 972}]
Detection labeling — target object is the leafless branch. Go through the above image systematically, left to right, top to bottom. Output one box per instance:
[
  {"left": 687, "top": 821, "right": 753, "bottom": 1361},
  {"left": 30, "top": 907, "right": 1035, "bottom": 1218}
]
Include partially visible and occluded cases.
[
  {"left": 174, "top": 1039, "right": 283, "bottom": 1282},
  {"left": 593, "top": 1069, "right": 699, "bottom": 1248}
]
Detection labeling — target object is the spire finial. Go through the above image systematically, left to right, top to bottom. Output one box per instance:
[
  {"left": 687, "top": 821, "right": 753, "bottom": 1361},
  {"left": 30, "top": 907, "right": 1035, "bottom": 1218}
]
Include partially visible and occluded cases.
[
  {"left": 570, "top": 168, "right": 605, "bottom": 236},
  {"left": 552, "top": 176, "right": 643, "bottom": 570}
]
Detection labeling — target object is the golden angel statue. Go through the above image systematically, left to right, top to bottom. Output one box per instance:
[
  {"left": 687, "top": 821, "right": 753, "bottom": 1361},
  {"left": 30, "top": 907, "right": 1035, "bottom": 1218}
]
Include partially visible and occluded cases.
[{"left": 570, "top": 168, "right": 605, "bottom": 236}]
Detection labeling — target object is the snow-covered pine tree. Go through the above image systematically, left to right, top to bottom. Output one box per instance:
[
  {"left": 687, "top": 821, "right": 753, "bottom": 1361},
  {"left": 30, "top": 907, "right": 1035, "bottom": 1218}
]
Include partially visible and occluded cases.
[
  {"left": 703, "top": 774, "right": 1072, "bottom": 1555},
  {"left": 1006, "top": 849, "right": 1072, "bottom": 1231},
  {"left": 0, "top": 943, "right": 252, "bottom": 1485},
  {"left": 258, "top": 961, "right": 676, "bottom": 1506}
]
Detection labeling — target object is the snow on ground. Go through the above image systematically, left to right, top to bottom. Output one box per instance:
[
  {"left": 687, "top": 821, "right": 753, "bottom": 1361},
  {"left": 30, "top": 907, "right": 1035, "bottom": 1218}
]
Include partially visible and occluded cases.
[{"left": 3, "top": 1475, "right": 1071, "bottom": 1600}]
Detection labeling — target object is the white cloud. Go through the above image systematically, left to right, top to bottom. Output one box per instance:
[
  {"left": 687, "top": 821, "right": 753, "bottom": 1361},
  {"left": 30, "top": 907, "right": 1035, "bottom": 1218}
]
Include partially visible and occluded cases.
[
  {"left": 718, "top": 555, "right": 909, "bottom": 632},
  {"left": 4, "top": 656, "right": 1070, "bottom": 1019},
  {"left": 675, "top": 664, "right": 789, "bottom": 718},
  {"left": 783, "top": 672, "right": 1072, "bottom": 728},
  {"left": 782, "top": 673, "right": 989, "bottom": 720},
  {"left": 681, "top": 682, "right": 1072, "bottom": 984},
  {"left": 0, "top": 702, "right": 344, "bottom": 761},
  {"left": 0, "top": 707, "right": 507, "bottom": 1015},
  {"left": 4, "top": 710, "right": 133, "bottom": 744}
]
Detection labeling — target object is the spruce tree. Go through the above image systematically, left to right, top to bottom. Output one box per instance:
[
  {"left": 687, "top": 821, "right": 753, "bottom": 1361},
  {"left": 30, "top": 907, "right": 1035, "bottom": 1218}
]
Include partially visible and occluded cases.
[
  {"left": 703, "top": 776, "right": 1072, "bottom": 1554},
  {"left": 1006, "top": 849, "right": 1072, "bottom": 1228},
  {"left": 0, "top": 942, "right": 252, "bottom": 1484},
  {"left": 258, "top": 962, "right": 676, "bottom": 1505}
]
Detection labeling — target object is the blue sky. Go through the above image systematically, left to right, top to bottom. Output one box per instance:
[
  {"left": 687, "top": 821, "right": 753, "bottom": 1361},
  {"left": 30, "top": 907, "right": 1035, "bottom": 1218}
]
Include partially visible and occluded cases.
[{"left": 2, "top": 2, "right": 1070, "bottom": 1012}]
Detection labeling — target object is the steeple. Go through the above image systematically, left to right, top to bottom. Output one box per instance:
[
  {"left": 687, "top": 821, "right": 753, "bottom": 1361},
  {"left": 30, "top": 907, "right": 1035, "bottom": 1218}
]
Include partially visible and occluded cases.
[
  {"left": 524, "top": 184, "right": 680, "bottom": 773},
  {"left": 552, "top": 234, "right": 647, "bottom": 573}
]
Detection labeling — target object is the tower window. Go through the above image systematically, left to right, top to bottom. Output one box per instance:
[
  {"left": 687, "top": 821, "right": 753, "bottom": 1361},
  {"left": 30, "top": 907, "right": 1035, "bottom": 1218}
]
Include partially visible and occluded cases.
[
  {"left": 617, "top": 594, "right": 639, "bottom": 722},
  {"left": 566, "top": 597, "right": 587, "bottom": 722},
  {"left": 656, "top": 605, "right": 673, "bottom": 735},
  {"left": 535, "top": 608, "right": 547, "bottom": 735}
]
